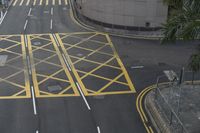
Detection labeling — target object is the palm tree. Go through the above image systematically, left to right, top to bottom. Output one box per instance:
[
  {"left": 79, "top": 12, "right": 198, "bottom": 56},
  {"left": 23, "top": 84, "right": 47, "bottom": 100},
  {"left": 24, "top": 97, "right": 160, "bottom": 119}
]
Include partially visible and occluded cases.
[
  {"left": 162, "top": 0, "right": 200, "bottom": 82},
  {"left": 162, "top": 0, "right": 200, "bottom": 42}
]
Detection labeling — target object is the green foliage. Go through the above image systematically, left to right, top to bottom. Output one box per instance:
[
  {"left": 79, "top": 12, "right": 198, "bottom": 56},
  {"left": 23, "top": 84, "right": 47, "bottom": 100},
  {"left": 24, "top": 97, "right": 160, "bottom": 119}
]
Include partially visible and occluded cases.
[
  {"left": 162, "top": 0, "right": 200, "bottom": 42},
  {"left": 188, "top": 53, "right": 200, "bottom": 72}
]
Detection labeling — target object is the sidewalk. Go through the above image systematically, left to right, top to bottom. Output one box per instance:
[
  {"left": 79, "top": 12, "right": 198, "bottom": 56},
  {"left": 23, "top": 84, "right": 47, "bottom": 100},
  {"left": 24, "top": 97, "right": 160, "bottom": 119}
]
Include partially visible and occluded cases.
[{"left": 145, "top": 82, "right": 200, "bottom": 133}]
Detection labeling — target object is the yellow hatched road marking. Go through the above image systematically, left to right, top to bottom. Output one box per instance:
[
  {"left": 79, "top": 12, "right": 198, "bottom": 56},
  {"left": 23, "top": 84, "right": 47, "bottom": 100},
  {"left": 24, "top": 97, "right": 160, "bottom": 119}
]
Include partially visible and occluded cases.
[
  {"left": 13, "top": 0, "right": 18, "bottom": 6},
  {"left": 19, "top": 0, "right": 24, "bottom": 6},
  {"left": 26, "top": 0, "right": 30, "bottom": 6},
  {"left": 33, "top": 0, "right": 37, "bottom": 5},
  {"left": 39, "top": 0, "right": 43, "bottom": 5},
  {"left": 46, "top": 0, "right": 48, "bottom": 5},
  {"left": 64, "top": 0, "right": 68, "bottom": 5},
  {"left": 55, "top": 33, "right": 88, "bottom": 95},
  {"left": 50, "top": 34, "right": 80, "bottom": 96},
  {"left": 106, "top": 34, "right": 136, "bottom": 92},
  {"left": 21, "top": 35, "right": 31, "bottom": 97},
  {"left": 27, "top": 35, "right": 40, "bottom": 96},
  {"left": 70, "top": 55, "right": 120, "bottom": 70},
  {"left": 81, "top": 57, "right": 115, "bottom": 80},
  {"left": 77, "top": 70, "right": 128, "bottom": 86},
  {"left": 97, "top": 73, "right": 124, "bottom": 93},
  {"left": 12, "top": 90, "right": 26, "bottom": 96}
]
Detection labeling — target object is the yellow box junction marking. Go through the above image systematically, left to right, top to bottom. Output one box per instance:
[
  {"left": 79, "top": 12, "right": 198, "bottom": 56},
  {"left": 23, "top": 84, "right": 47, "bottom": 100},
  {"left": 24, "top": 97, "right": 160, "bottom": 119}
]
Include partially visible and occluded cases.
[
  {"left": 57, "top": 32, "right": 136, "bottom": 96},
  {"left": 0, "top": 33, "right": 136, "bottom": 99},
  {"left": 27, "top": 34, "right": 79, "bottom": 98},
  {"left": 0, "top": 35, "right": 31, "bottom": 99}
]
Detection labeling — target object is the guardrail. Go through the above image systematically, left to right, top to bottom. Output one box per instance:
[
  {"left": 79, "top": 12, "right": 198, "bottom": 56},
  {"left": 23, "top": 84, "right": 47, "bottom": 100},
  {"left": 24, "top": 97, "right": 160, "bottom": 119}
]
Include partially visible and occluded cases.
[{"left": 154, "top": 71, "right": 200, "bottom": 133}]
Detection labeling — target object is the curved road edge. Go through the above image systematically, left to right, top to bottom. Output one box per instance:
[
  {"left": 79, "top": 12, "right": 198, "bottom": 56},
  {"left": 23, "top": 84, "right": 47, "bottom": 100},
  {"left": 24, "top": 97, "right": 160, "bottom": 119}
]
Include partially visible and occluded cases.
[{"left": 68, "top": 0, "right": 162, "bottom": 40}]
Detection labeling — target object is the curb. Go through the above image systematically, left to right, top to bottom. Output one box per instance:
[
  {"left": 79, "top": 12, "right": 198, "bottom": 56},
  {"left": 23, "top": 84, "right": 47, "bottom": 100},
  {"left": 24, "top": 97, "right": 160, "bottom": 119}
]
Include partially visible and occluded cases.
[
  {"left": 69, "top": 0, "right": 163, "bottom": 40},
  {"left": 145, "top": 90, "right": 171, "bottom": 133}
]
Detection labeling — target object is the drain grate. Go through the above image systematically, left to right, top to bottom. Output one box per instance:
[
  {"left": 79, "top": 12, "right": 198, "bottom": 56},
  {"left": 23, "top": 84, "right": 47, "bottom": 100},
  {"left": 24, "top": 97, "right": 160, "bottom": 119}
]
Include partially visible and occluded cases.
[
  {"left": 33, "top": 41, "right": 41, "bottom": 46},
  {"left": 0, "top": 55, "right": 8, "bottom": 66},
  {"left": 48, "top": 85, "right": 62, "bottom": 92}
]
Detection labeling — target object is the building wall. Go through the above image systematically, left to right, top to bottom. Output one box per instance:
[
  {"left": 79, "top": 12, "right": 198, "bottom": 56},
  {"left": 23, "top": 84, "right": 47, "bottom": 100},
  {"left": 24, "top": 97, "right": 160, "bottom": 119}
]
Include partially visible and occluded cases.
[{"left": 75, "top": 0, "right": 168, "bottom": 28}]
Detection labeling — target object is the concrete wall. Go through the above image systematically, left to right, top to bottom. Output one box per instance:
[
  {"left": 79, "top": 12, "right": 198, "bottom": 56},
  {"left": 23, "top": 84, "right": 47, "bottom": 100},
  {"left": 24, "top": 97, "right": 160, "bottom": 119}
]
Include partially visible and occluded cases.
[{"left": 75, "top": 0, "right": 168, "bottom": 28}]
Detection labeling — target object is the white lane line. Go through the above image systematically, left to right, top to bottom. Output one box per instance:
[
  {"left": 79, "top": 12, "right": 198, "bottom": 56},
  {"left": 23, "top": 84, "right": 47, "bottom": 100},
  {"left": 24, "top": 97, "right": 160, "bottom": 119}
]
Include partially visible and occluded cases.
[
  {"left": 51, "top": 7, "right": 53, "bottom": 15},
  {"left": 28, "top": 8, "right": 32, "bottom": 16},
  {"left": 0, "top": 11, "right": 8, "bottom": 25},
  {"left": 50, "top": 19, "right": 53, "bottom": 30},
  {"left": 24, "top": 20, "right": 28, "bottom": 30},
  {"left": 52, "top": 34, "right": 60, "bottom": 46},
  {"left": 25, "top": 36, "right": 28, "bottom": 47},
  {"left": 62, "top": 54, "right": 71, "bottom": 71},
  {"left": 27, "top": 56, "right": 32, "bottom": 75},
  {"left": 131, "top": 66, "right": 144, "bottom": 69},
  {"left": 76, "top": 82, "right": 91, "bottom": 110},
  {"left": 31, "top": 86, "right": 37, "bottom": 115},
  {"left": 97, "top": 126, "right": 101, "bottom": 133},
  {"left": 36, "top": 130, "right": 39, "bottom": 133}
]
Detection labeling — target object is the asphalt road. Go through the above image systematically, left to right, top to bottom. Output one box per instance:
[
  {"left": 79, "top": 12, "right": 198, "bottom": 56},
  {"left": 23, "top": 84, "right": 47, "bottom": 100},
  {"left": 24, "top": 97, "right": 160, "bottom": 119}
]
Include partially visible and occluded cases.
[{"left": 0, "top": 1, "right": 199, "bottom": 133}]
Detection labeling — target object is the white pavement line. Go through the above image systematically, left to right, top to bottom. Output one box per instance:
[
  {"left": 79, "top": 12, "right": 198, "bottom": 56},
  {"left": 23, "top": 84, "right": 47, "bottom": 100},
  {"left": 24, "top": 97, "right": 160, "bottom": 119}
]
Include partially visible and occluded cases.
[
  {"left": 51, "top": 7, "right": 53, "bottom": 15},
  {"left": 28, "top": 8, "right": 32, "bottom": 16},
  {"left": 0, "top": 11, "right": 8, "bottom": 25},
  {"left": 50, "top": 19, "right": 53, "bottom": 30},
  {"left": 24, "top": 20, "right": 28, "bottom": 30},
  {"left": 52, "top": 34, "right": 60, "bottom": 46},
  {"left": 25, "top": 36, "right": 28, "bottom": 48},
  {"left": 62, "top": 54, "right": 71, "bottom": 71},
  {"left": 27, "top": 56, "right": 32, "bottom": 75},
  {"left": 131, "top": 66, "right": 144, "bottom": 69},
  {"left": 76, "top": 82, "right": 91, "bottom": 110},
  {"left": 31, "top": 86, "right": 37, "bottom": 115},
  {"left": 97, "top": 126, "right": 101, "bottom": 133},
  {"left": 36, "top": 130, "right": 39, "bottom": 133}
]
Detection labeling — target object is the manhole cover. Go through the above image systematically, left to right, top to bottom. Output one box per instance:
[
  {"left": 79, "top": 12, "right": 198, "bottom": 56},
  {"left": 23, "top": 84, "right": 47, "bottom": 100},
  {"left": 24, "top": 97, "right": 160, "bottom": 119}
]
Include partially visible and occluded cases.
[
  {"left": 63, "top": 7, "right": 67, "bottom": 10},
  {"left": 44, "top": 11, "right": 49, "bottom": 14},
  {"left": 33, "top": 41, "right": 41, "bottom": 46},
  {"left": 77, "top": 53, "right": 83, "bottom": 57},
  {"left": 0, "top": 55, "right": 8, "bottom": 66},
  {"left": 48, "top": 85, "right": 62, "bottom": 92}
]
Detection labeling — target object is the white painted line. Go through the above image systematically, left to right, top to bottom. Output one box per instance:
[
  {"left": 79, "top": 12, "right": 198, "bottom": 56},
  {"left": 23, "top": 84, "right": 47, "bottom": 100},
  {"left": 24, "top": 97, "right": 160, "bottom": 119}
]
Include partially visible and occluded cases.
[
  {"left": 51, "top": 7, "right": 53, "bottom": 15},
  {"left": 28, "top": 8, "right": 32, "bottom": 16},
  {"left": 0, "top": 11, "right": 8, "bottom": 25},
  {"left": 0, "top": 11, "right": 3, "bottom": 20},
  {"left": 50, "top": 19, "right": 53, "bottom": 30},
  {"left": 24, "top": 20, "right": 28, "bottom": 30},
  {"left": 52, "top": 34, "right": 60, "bottom": 46},
  {"left": 25, "top": 36, "right": 28, "bottom": 48},
  {"left": 62, "top": 54, "right": 71, "bottom": 71},
  {"left": 27, "top": 56, "right": 32, "bottom": 75},
  {"left": 131, "top": 66, "right": 144, "bottom": 69},
  {"left": 76, "top": 82, "right": 91, "bottom": 110},
  {"left": 31, "top": 86, "right": 37, "bottom": 115},
  {"left": 97, "top": 126, "right": 101, "bottom": 133},
  {"left": 36, "top": 130, "right": 39, "bottom": 133}
]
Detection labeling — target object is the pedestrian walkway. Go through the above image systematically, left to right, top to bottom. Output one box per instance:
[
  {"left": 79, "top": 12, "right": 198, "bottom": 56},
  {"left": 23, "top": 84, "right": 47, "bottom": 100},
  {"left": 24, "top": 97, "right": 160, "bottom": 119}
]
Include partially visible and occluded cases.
[{"left": 12, "top": 0, "right": 68, "bottom": 6}]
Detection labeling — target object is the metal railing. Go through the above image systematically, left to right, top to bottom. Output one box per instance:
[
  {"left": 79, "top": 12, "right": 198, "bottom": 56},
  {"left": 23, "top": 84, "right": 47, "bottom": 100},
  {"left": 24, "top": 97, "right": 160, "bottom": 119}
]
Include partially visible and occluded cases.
[{"left": 154, "top": 71, "right": 200, "bottom": 133}]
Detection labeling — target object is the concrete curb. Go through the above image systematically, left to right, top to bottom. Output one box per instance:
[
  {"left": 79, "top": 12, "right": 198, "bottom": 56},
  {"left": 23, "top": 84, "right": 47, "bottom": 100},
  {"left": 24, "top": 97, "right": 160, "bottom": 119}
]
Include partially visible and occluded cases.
[{"left": 145, "top": 90, "right": 172, "bottom": 133}]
